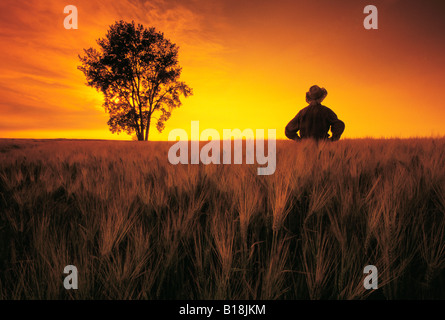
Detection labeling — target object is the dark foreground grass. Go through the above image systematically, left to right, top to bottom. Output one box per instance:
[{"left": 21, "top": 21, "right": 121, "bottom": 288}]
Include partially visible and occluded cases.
[{"left": 0, "top": 138, "right": 444, "bottom": 299}]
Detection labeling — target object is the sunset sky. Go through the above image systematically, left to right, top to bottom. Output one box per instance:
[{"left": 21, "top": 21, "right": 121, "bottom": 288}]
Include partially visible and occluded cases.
[{"left": 1, "top": 0, "right": 444, "bottom": 140}]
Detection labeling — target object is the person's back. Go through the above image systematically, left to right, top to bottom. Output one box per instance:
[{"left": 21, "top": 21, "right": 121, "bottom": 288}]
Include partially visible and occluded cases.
[{"left": 285, "top": 85, "right": 345, "bottom": 142}]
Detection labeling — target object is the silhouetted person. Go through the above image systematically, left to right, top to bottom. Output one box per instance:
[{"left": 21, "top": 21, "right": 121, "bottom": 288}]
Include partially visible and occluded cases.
[{"left": 285, "top": 85, "right": 345, "bottom": 142}]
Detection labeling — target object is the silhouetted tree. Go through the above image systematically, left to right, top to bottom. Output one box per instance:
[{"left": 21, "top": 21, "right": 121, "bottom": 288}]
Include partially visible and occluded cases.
[{"left": 78, "top": 20, "right": 193, "bottom": 140}]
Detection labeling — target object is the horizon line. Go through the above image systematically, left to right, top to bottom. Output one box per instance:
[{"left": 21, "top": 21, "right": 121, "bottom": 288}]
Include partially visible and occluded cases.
[{"left": 2, "top": 136, "right": 445, "bottom": 142}]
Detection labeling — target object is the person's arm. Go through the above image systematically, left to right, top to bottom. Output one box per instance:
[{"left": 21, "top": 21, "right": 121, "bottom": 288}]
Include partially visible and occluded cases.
[
  {"left": 326, "top": 109, "right": 345, "bottom": 141},
  {"left": 285, "top": 113, "right": 301, "bottom": 141}
]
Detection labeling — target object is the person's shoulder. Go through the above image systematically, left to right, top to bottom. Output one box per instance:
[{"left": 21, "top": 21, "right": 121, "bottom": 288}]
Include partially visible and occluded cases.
[
  {"left": 320, "top": 104, "right": 336, "bottom": 113},
  {"left": 298, "top": 105, "right": 311, "bottom": 113},
  {"left": 295, "top": 106, "right": 310, "bottom": 118}
]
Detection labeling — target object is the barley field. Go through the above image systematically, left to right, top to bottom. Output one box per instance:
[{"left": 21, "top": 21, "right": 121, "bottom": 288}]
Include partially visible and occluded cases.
[{"left": 0, "top": 138, "right": 444, "bottom": 300}]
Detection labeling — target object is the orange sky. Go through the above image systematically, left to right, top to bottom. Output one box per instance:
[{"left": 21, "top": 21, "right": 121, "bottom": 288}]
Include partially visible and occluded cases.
[{"left": 1, "top": 0, "right": 444, "bottom": 140}]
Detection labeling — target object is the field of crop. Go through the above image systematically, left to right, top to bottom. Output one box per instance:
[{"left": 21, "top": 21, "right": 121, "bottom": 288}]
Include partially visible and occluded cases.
[{"left": 0, "top": 138, "right": 444, "bottom": 299}]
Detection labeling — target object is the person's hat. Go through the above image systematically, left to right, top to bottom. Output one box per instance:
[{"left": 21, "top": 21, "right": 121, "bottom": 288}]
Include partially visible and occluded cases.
[{"left": 306, "top": 85, "right": 327, "bottom": 103}]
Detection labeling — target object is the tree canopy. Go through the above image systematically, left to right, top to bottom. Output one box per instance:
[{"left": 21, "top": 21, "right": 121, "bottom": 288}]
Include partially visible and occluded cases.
[{"left": 78, "top": 20, "right": 193, "bottom": 140}]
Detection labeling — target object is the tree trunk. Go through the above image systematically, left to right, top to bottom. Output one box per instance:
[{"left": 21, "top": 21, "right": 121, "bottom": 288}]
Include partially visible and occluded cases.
[{"left": 144, "top": 116, "right": 151, "bottom": 141}]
